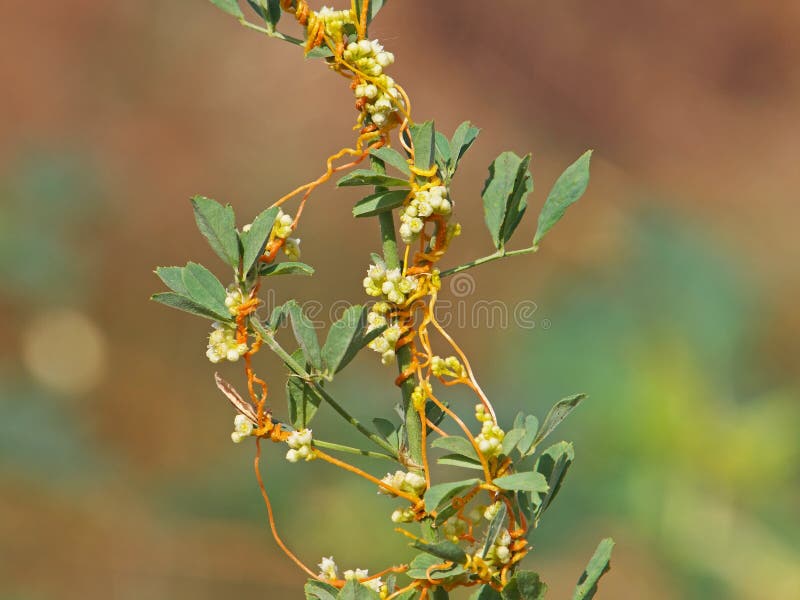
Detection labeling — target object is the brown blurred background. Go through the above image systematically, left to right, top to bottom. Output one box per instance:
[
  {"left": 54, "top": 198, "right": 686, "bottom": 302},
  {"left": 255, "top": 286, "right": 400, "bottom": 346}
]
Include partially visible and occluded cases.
[{"left": 1, "top": 1, "right": 798, "bottom": 598}]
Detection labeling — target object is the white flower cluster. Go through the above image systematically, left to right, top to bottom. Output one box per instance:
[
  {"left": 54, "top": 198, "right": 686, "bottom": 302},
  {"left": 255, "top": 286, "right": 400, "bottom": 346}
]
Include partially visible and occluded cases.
[
  {"left": 316, "top": 6, "right": 352, "bottom": 38},
  {"left": 345, "top": 40, "right": 400, "bottom": 128},
  {"left": 399, "top": 186, "right": 452, "bottom": 244},
  {"left": 273, "top": 209, "right": 294, "bottom": 240},
  {"left": 283, "top": 237, "right": 301, "bottom": 260},
  {"left": 363, "top": 264, "right": 417, "bottom": 305},
  {"left": 363, "top": 264, "right": 418, "bottom": 364},
  {"left": 224, "top": 286, "right": 245, "bottom": 316},
  {"left": 366, "top": 301, "right": 401, "bottom": 365},
  {"left": 206, "top": 322, "right": 248, "bottom": 363},
  {"left": 431, "top": 355, "right": 466, "bottom": 379},
  {"left": 475, "top": 404, "right": 505, "bottom": 458},
  {"left": 230, "top": 414, "right": 254, "bottom": 444},
  {"left": 285, "top": 428, "right": 316, "bottom": 463},
  {"left": 378, "top": 469, "right": 426, "bottom": 497},
  {"left": 390, "top": 506, "right": 416, "bottom": 523},
  {"left": 482, "top": 528, "right": 513, "bottom": 566},
  {"left": 318, "top": 556, "right": 338, "bottom": 580},
  {"left": 317, "top": 557, "right": 383, "bottom": 593},
  {"left": 344, "top": 569, "right": 382, "bottom": 593}
]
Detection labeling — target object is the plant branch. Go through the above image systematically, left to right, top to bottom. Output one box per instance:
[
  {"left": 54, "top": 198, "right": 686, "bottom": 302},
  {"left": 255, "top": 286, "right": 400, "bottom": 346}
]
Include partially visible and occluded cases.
[
  {"left": 439, "top": 246, "right": 538, "bottom": 277},
  {"left": 250, "top": 318, "right": 400, "bottom": 458}
]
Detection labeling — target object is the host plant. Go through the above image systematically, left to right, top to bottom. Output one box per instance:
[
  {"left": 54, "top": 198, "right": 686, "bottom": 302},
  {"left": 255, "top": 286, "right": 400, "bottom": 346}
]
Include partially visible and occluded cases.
[{"left": 152, "top": 1, "right": 613, "bottom": 598}]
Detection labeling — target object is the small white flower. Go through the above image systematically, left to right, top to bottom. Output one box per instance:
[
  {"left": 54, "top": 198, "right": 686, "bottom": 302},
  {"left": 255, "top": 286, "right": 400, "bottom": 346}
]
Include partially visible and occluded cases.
[
  {"left": 283, "top": 237, "right": 301, "bottom": 261},
  {"left": 318, "top": 556, "right": 338, "bottom": 581}
]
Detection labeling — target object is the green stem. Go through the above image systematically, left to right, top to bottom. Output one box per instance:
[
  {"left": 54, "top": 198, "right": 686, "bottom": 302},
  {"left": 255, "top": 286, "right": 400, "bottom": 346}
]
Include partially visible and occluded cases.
[
  {"left": 239, "top": 19, "right": 304, "bottom": 46},
  {"left": 439, "top": 246, "right": 537, "bottom": 277},
  {"left": 250, "top": 318, "right": 400, "bottom": 459},
  {"left": 313, "top": 439, "right": 395, "bottom": 461}
]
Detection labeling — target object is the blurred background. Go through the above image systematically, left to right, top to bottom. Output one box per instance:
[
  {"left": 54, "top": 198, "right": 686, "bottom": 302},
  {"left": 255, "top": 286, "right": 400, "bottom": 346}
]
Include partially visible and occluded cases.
[{"left": 1, "top": 1, "right": 798, "bottom": 598}]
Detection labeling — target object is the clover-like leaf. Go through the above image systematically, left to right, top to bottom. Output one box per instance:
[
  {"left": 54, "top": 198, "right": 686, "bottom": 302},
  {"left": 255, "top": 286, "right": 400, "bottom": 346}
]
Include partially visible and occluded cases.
[
  {"left": 208, "top": 0, "right": 244, "bottom": 18},
  {"left": 533, "top": 150, "right": 592, "bottom": 247},
  {"left": 482, "top": 152, "right": 533, "bottom": 249},
  {"left": 353, "top": 189, "right": 409, "bottom": 217},
  {"left": 191, "top": 196, "right": 240, "bottom": 269},
  {"left": 240, "top": 206, "right": 278, "bottom": 276},
  {"left": 572, "top": 538, "right": 614, "bottom": 600}
]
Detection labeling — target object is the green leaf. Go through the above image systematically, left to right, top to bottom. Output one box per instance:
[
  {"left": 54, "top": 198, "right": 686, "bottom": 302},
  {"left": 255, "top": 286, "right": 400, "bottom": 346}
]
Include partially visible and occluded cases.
[
  {"left": 208, "top": 0, "right": 244, "bottom": 18},
  {"left": 246, "top": 0, "right": 281, "bottom": 27},
  {"left": 354, "top": 0, "right": 386, "bottom": 25},
  {"left": 306, "top": 46, "right": 335, "bottom": 59},
  {"left": 409, "top": 121, "right": 436, "bottom": 172},
  {"left": 449, "top": 121, "right": 480, "bottom": 176},
  {"left": 434, "top": 131, "right": 452, "bottom": 174},
  {"left": 370, "top": 147, "right": 411, "bottom": 176},
  {"left": 533, "top": 150, "right": 592, "bottom": 247},
  {"left": 481, "top": 152, "right": 533, "bottom": 249},
  {"left": 337, "top": 169, "right": 410, "bottom": 188},
  {"left": 353, "top": 189, "right": 409, "bottom": 217},
  {"left": 191, "top": 196, "right": 240, "bottom": 269},
  {"left": 240, "top": 207, "right": 278, "bottom": 276},
  {"left": 258, "top": 261, "right": 315, "bottom": 277},
  {"left": 181, "top": 262, "right": 230, "bottom": 319},
  {"left": 155, "top": 266, "right": 188, "bottom": 295},
  {"left": 150, "top": 292, "right": 228, "bottom": 321},
  {"left": 286, "top": 300, "right": 322, "bottom": 370},
  {"left": 267, "top": 301, "right": 289, "bottom": 329},
  {"left": 321, "top": 305, "right": 369, "bottom": 374},
  {"left": 287, "top": 359, "right": 320, "bottom": 429},
  {"left": 534, "top": 394, "right": 586, "bottom": 448},
  {"left": 516, "top": 415, "right": 539, "bottom": 457},
  {"left": 372, "top": 417, "right": 400, "bottom": 448},
  {"left": 500, "top": 427, "right": 525, "bottom": 457},
  {"left": 431, "top": 436, "right": 479, "bottom": 461},
  {"left": 534, "top": 441, "right": 574, "bottom": 518},
  {"left": 437, "top": 454, "right": 483, "bottom": 471},
  {"left": 493, "top": 471, "right": 549, "bottom": 494},
  {"left": 424, "top": 478, "right": 480, "bottom": 513},
  {"left": 481, "top": 501, "right": 507, "bottom": 558},
  {"left": 572, "top": 538, "right": 614, "bottom": 600},
  {"left": 411, "top": 540, "right": 467, "bottom": 564},
  {"left": 407, "top": 553, "right": 465, "bottom": 581},
  {"left": 502, "top": 571, "right": 547, "bottom": 600},
  {"left": 336, "top": 579, "right": 382, "bottom": 600},
  {"left": 305, "top": 580, "right": 340, "bottom": 600},
  {"left": 470, "top": 585, "right": 502, "bottom": 600},
  {"left": 431, "top": 588, "right": 450, "bottom": 600},
  {"left": 392, "top": 590, "right": 418, "bottom": 600}
]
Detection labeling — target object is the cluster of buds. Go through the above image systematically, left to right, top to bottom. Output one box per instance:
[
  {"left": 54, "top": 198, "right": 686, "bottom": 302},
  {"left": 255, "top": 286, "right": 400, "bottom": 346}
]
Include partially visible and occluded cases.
[
  {"left": 316, "top": 6, "right": 353, "bottom": 38},
  {"left": 345, "top": 40, "right": 401, "bottom": 128},
  {"left": 399, "top": 185, "right": 453, "bottom": 244},
  {"left": 272, "top": 209, "right": 294, "bottom": 240},
  {"left": 363, "top": 263, "right": 418, "bottom": 305},
  {"left": 224, "top": 286, "right": 246, "bottom": 316},
  {"left": 365, "top": 302, "right": 402, "bottom": 365},
  {"left": 206, "top": 322, "right": 248, "bottom": 363},
  {"left": 431, "top": 355, "right": 467, "bottom": 379},
  {"left": 475, "top": 404, "right": 505, "bottom": 458},
  {"left": 230, "top": 414, "right": 254, "bottom": 444},
  {"left": 285, "top": 428, "right": 316, "bottom": 463},
  {"left": 378, "top": 469, "right": 427, "bottom": 497},
  {"left": 390, "top": 506, "right": 416, "bottom": 523},
  {"left": 482, "top": 528, "right": 513, "bottom": 567},
  {"left": 317, "top": 557, "right": 383, "bottom": 593},
  {"left": 343, "top": 569, "right": 382, "bottom": 593}
]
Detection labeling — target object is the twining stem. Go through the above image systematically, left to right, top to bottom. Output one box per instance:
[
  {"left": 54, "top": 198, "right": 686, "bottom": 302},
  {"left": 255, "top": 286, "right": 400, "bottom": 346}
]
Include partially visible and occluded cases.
[
  {"left": 439, "top": 246, "right": 537, "bottom": 277},
  {"left": 250, "top": 318, "right": 399, "bottom": 458},
  {"left": 313, "top": 439, "right": 395, "bottom": 461}
]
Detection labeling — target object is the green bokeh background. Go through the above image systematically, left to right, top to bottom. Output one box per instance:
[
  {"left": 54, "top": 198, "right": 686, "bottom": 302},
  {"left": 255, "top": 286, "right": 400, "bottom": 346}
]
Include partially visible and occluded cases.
[{"left": 1, "top": 2, "right": 798, "bottom": 598}]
